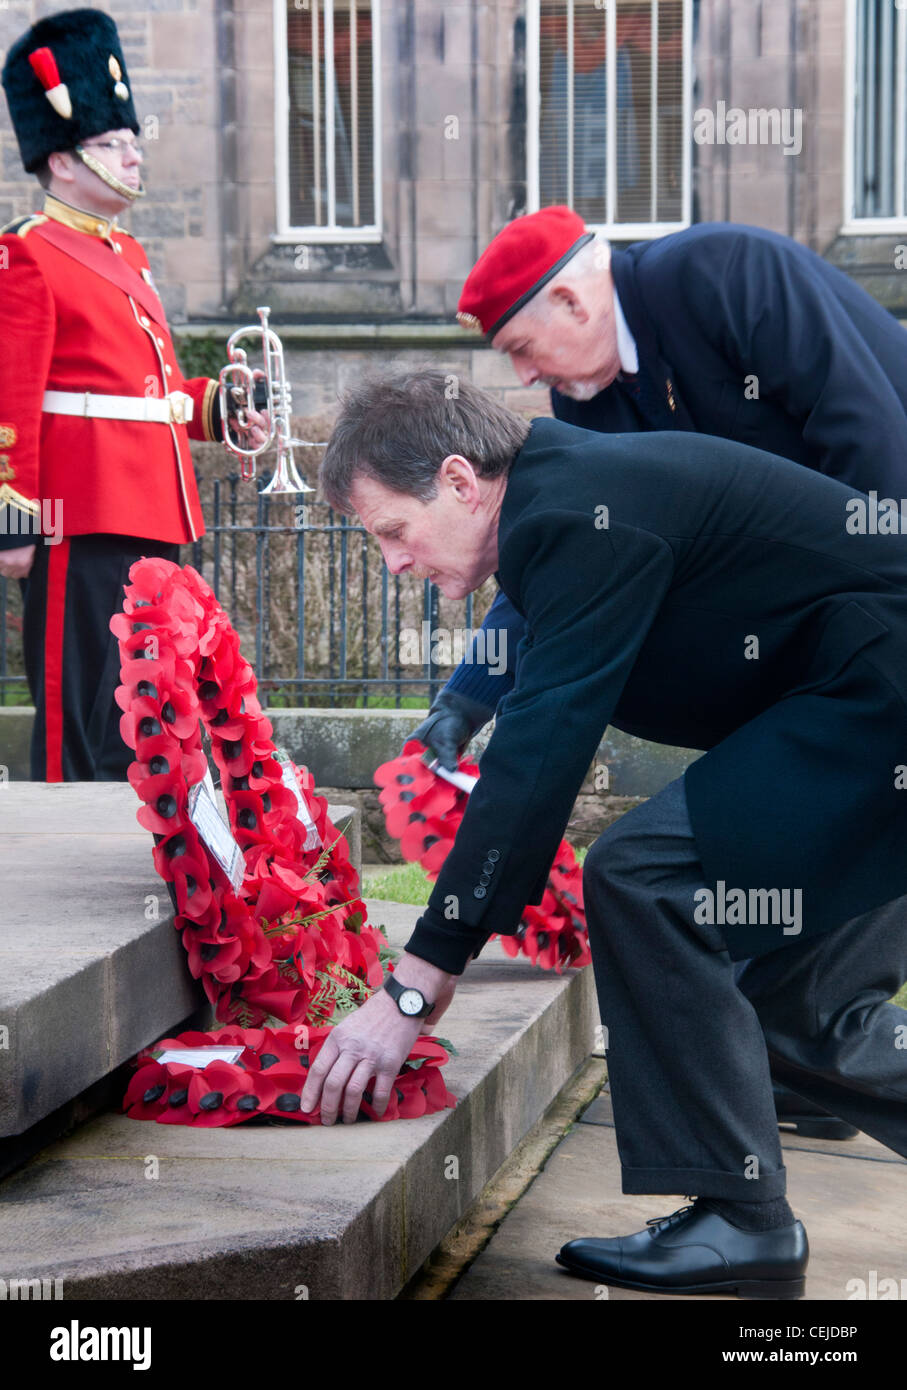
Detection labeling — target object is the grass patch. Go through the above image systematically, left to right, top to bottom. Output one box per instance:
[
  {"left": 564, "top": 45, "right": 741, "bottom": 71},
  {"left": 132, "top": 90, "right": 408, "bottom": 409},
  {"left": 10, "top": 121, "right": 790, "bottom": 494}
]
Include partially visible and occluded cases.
[
  {"left": 0, "top": 684, "right": 31, "bottom": 706},
  {"left": 261, "top": 691, "right": 430, "bottom": 711},
  {"left": 350, "top": 695, "right": 431, "bottom": 710},
  {"left": 362, "top": 848, "right": 589, "bottom": 906},
  {"left": 362, "top": 861, "right": 433, "bottom": 905}
]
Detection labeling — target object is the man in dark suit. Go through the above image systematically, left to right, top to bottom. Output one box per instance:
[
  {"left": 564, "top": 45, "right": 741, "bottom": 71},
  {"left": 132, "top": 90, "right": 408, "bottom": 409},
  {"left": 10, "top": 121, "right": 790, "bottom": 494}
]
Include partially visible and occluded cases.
[
  {"left": 420, "top": 205, "right": 907, "bottom": 770},
  {"left": 417, "top": 207, "right": 907, "bottom": 1141},
  {"left": 306, "top": 372, "right": 907, "bottom": 1299}
]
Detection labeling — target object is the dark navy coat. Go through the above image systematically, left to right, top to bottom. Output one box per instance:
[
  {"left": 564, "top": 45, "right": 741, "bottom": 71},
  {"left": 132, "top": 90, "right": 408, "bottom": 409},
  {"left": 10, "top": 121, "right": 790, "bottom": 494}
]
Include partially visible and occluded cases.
[
  {"left": 448, "top": 222, "right": 907, "bottom": 713},
  {"left": 554, "top": 222, "right": 907, "bottom": 489},
  {"left": 406, "top": 419, "right": 907, "bottom": 974}
]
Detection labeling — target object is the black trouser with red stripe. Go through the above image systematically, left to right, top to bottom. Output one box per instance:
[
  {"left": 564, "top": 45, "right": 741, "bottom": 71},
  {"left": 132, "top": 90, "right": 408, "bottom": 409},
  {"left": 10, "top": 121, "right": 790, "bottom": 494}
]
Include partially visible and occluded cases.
[{"left": 20, "top": 533, "right": 179, "bottom": 782}]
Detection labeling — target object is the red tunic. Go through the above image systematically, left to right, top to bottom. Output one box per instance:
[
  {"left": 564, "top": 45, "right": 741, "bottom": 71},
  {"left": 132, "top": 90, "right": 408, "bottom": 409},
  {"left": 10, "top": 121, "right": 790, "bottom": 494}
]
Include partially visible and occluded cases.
[{"left": 0, "top": 193, "right": 216, "bottom": 545}]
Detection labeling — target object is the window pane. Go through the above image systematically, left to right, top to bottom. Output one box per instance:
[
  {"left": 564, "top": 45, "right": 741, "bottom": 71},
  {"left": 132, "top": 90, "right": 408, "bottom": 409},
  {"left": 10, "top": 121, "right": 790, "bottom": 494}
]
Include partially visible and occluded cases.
[
  {"left": 287, "top": 0, "right": 375, "bottom": 229},
  {"left": 537, "top": 0, "right": 685, "bottom": 227},
  {"left": 854, "top": 0, "right": 902, "bottom": 219}
]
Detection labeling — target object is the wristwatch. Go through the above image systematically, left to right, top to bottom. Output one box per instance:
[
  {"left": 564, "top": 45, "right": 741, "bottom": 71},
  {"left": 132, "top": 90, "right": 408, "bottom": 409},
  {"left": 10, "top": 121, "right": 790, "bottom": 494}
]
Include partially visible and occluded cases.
[{"left": 383, "top": 974, "right": 435, "bottom": 1019}]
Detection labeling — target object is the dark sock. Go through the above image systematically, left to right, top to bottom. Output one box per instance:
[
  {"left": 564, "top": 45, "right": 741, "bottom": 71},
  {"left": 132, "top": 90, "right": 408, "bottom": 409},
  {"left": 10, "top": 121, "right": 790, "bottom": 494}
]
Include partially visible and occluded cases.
[{"left": 700, "top": 1195, "right": 795, "bottom": 1231}]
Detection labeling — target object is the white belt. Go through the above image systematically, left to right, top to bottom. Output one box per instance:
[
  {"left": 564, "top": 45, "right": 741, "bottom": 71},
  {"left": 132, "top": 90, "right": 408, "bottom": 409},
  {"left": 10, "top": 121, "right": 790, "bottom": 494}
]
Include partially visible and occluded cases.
[{"left": 42, "top": 389, "right": 194, "bottom": 426}]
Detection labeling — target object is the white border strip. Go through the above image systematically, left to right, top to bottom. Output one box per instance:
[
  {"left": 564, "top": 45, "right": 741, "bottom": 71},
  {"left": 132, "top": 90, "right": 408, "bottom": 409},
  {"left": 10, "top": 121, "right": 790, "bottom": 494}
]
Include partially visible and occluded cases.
[
  {"left": 273, "top": 0, "right": 382, "bottom": 243},
  {"left": 606, "top": 0, "right": 617, "bottom": 225}
]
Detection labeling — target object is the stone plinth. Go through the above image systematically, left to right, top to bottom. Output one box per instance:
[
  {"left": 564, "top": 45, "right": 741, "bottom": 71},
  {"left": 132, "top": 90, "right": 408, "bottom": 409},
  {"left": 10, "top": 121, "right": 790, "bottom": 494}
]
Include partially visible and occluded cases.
[
  {"left": 0, "top": 784, "right": 360, "bottom": 1143},
  {"left": 0, "top": 902, "right": 598, "bottom": 1300}
]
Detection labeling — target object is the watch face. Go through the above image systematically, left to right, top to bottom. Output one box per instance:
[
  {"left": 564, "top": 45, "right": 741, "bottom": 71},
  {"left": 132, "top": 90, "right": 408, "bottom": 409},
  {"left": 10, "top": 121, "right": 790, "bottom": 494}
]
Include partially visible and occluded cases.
[{"left": 398, "top": 988, "right": 424, "bottom": 1016}]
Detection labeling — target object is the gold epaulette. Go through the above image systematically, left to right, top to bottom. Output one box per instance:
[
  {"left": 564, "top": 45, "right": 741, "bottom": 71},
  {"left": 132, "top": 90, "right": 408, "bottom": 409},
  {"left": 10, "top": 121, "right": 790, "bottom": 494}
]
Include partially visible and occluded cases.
[{"left": 0, "top": 213, "right": 48, "bottom": 238}]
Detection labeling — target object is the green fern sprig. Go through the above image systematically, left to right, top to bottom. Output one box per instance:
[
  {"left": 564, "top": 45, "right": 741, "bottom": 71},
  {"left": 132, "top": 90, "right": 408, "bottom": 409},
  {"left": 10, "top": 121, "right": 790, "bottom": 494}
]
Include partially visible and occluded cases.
[
  {"left": 304, "top": 827, "right": 351, "bottom": 881},
  {"left": 260, "top": 896, "right": 362, "bottom": 936},
  {"left": 308, "top": 961, "right": 374, "bottom": 1024}
]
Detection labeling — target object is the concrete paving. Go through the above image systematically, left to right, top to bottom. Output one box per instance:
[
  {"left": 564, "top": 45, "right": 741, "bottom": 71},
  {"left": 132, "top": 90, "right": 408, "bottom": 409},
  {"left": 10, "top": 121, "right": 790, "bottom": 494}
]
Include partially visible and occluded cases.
[
  {"left": 0, "top": 902, "right": 598, "bottom": 1300},
  {"left": 448, "top": 1077, "right": 907, "bottom": 1302}
]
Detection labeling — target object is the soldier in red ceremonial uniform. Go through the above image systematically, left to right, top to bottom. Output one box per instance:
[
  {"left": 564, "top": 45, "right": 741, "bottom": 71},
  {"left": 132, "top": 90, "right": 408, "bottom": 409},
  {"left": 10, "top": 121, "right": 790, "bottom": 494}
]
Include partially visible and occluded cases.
[{"left": 0, "top": 7, "right": 266, "bottom": 781}]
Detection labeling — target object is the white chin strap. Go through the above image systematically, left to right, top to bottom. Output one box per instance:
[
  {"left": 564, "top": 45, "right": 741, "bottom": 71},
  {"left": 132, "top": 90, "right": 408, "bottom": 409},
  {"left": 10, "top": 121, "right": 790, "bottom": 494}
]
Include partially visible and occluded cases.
[{"left": 75, "top": 144, "right": 146, "bottom": 202}]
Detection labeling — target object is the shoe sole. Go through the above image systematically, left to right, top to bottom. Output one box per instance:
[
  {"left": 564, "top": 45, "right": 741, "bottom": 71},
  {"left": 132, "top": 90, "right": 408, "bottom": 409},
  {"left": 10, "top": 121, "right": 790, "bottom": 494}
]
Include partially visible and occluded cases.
[
  {"left": 777, "top": 1116, "right": 859, "bottom": 1140},
  {"left": 555, "top": 1254, "right": 805, "bottom": 1300}
]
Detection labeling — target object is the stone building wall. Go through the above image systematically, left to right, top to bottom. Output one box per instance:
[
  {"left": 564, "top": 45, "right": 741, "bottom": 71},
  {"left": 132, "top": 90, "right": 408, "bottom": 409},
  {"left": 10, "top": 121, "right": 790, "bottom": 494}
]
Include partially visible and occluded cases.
[
  {"left": 0, "top": 0, "right": 225, "bottom": 323},
  {"left": 3, "top": 0, "right": 879, "bottom": 333},
  {"left": 693, "top": 0, "right": 849, "bottom": 255},
  {"left": 273, "top": 338, "right": 549, "bottom": 419}
]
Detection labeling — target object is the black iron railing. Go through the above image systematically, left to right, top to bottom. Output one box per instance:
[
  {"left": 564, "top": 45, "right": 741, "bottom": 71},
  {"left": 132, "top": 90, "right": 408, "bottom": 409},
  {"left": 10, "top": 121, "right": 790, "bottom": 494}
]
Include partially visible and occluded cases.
[{"left": 0, "top": 475, "right": 487, "bottom": 709}]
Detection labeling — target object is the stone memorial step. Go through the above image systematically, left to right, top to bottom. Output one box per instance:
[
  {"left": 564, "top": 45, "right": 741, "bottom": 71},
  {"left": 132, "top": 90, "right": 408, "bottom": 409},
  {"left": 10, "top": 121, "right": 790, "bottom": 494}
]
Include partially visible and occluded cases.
[
  {"left": 0, "top": 784, "right": 360, "bottom": 1151},
  {"left": 0, "top": 901, "right": 597, "bottom": 1300}
]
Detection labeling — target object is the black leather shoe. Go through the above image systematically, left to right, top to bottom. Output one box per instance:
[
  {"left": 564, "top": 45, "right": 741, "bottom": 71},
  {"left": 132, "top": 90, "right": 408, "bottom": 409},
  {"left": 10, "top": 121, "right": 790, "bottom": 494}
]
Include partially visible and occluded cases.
[
  {"left": 773, "top": 1081, "right": 858, "bottom": 1140},
  {"left": 556, "top": 1200, "right": 808, "bottom": 1299}
]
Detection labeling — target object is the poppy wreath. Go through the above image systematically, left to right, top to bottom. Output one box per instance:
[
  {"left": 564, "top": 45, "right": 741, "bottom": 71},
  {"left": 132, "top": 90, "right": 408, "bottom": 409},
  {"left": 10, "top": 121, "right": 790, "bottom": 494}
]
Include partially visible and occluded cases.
[
  {"left": 111, "top": 558, "right": 456, "bottom": 1125},
  {"left": 374, "top": 741, "right": 591, "bottom": 972},
  {"left": 124, "top": 1025, "right": 455, "bottom": 1129}
]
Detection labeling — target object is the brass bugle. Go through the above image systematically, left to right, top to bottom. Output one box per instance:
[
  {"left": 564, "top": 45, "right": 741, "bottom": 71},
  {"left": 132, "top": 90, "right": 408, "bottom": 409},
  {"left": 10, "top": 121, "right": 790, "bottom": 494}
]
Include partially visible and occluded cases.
[{"left": 218, "top": 306, "right": 323, "bottom": 495}]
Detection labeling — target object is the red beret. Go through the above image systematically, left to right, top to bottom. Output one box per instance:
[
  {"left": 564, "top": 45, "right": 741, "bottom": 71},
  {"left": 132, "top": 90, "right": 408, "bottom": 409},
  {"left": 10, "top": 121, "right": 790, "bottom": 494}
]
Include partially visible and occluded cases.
[{"left": 457, "top": 206, "right": 594, "bottom": 339}]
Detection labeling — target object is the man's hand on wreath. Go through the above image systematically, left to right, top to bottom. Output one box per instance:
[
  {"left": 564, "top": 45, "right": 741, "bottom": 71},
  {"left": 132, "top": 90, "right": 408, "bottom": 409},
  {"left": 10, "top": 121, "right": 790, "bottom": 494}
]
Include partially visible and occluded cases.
[
  {"left": 0, "top": 544, "right": 36, "bottom": 580},
  {"left": 300, "top": 953, "right": 455, "bottom": 1124}
]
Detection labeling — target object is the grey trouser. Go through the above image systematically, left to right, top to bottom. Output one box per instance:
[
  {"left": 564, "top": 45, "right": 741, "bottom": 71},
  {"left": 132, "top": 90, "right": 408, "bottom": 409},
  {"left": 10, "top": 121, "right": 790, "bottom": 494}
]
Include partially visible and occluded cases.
[{"left": 583, "top": 775, "right": 907, "bottom": 1200}]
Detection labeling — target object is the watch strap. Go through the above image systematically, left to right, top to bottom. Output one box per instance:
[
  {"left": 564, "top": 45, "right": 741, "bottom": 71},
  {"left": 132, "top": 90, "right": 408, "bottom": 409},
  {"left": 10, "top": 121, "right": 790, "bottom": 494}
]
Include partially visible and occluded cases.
[{"left": 383, "top": 974, "right": 434, "bottom": 1019}]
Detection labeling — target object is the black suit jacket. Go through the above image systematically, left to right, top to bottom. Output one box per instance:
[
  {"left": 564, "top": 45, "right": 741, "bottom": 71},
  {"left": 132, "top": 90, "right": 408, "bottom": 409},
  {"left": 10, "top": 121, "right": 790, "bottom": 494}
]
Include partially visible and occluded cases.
[{"left": 406, "top": 419, "right": 907, "bottom": 973}]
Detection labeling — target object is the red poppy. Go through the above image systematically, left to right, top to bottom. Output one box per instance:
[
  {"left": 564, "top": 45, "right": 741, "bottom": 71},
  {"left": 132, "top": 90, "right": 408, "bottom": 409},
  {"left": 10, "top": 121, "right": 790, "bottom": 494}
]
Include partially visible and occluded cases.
[
  {"left": 116, "top": 559, "right": 460, "bottom": 1126},
  {"left": 375, "top": 743, "right": 592, "bottom": 973},
  {"left": 373, "top": 750, "right": 437, "bottom": 798},
  {"left": 399, "top": 813, "right": 453, "bottom": 875},
  {"left": 124, "top": 1022, "right": 455, "bottom": 1127},
  {"left": 124, "top": 1060, "right": 196, "bottom": 1123},
  {"left": 185, "top": 1061, "right": 251, "bottom": 1127}
]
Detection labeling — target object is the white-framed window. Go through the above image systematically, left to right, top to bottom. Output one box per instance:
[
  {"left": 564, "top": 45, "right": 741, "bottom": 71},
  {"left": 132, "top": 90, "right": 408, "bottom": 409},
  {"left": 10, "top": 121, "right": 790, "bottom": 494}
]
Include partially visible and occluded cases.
[
  {"left": 273, "top": 0, "right": 382, "bottom": 243},
  {"left": 526, "top": 0, "right": 692, "bottom": 237},
  {"left": 844, "top": 0, "right": 907, "bottom": 230}
]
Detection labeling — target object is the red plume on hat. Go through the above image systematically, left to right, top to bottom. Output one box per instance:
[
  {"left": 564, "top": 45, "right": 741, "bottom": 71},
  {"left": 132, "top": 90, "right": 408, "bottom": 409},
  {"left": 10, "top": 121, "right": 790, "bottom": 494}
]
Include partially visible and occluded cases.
[
  {"left": 3, "top": 9, "right": 139, "bottom": 172},
  {"left": 28, "top": 46, "right": 73, "bottom": 120}
]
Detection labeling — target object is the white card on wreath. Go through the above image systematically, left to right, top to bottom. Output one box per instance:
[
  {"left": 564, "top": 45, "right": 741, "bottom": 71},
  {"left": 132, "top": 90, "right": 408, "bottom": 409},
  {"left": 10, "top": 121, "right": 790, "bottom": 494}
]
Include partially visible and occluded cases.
[
  {"left": 276, "top": 753, "right": 322, "bottom": 852},
  {"left": 427, "top": 759, "right": 479, "bottom": 794},
  {"left": 201, "top": 763, "right": 218, "bottom": 805},
  {"left": 188, "top": 774, "right": 245, "bottom": 890},
  {"left": 156, "top": 1046, "right": 245, "bottom": 1069}
]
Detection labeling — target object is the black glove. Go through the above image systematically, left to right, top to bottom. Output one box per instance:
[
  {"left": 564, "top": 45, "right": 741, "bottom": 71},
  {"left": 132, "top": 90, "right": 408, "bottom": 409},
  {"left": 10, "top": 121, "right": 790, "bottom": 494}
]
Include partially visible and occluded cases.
[
  {"left": 211, "top": 377, "right": 270, "bottom": 435},
  {"left": 408, "top": 690, "right": 495, "bottom": 771}
]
